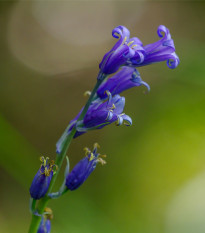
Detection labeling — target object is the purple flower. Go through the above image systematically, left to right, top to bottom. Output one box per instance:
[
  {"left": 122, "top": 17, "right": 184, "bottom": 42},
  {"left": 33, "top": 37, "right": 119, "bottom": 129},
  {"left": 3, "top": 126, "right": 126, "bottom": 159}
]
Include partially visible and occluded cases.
[
  {"left": 99, "top": 25, "right": 179, "bottom": 75},
  {"left": 128, "top": 25, "right": 179, "bottom": 69},
  {"left": 99, "top": 26, "right": 142, "bottom": 75},
  {"left": 97, "top": 66, "right": 150, "bottom": 99},
  {"left": 56, "top": 93, "right": 132, "bottom": 153},
  {"left": 66, "top": 143, "right": 106, "bottom": 191},
  {"left": 30, "top": 157, "right": 56, "bottom": 200},
  {"left": 37, "top": 218, "right": 51, "bottom": 233}
]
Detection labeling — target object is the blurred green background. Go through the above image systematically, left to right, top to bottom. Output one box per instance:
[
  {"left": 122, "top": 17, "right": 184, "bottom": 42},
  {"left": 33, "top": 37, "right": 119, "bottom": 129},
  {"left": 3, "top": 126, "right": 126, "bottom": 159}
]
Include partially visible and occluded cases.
[{"left": 0, "top": 1, "right": 205, "bottom": 233}]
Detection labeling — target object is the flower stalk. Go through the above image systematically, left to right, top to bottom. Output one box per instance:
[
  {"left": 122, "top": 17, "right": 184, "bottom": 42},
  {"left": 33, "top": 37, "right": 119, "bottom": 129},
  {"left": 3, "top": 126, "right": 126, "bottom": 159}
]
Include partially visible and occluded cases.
[
  {"left": 28, "top": 24, "right": 179, "bottom": 233},
  {"left": 28, "top": 77, "right": 105, "bottom": 233}
]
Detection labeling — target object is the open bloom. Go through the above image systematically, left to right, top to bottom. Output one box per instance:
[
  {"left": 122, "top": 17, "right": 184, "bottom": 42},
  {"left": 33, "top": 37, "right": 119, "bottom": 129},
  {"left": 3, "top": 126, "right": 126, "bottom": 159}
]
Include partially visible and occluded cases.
[
  {"left": 99, "top": 25, "right": 179, "bottom": 75},
  {"left": 99, "top": 25, "right": 140, "bottom": 74},
  {"left": 128, "top": 25, "right": 179, "bottom": 69},
  {"left": 97, "top": 66, "right": 150, "bottom": 99},
  {"left": 56, "top": 93, "right": 132, "bottom": 153},
  {"left": 66, "top": 143, "right": 106, "bottom": 191},
  {"left": 30, "top": 157, "right": 57, "bottom": 200}
]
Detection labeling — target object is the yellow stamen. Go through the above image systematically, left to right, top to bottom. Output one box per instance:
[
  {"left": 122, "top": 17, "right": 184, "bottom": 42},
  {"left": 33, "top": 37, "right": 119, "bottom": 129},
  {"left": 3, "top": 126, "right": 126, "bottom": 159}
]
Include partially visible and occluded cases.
[
  {"left": 121, "top": 36, "right": 127, "bottom": 46},
  {"left": 127, "top": 40, "right": 134, "bottom": 46},
  {"left": 131, "top": 44, "right": 137, "bottom": 49},
  {"left": 84, "top": 90, "right": 91, "bottom": 97},
  {"left": 108, "top": 104, "right": 116, "bottom": 111},
  {"left": 93, "top": 143, "right": 100, "bottom": 149},
  {"left": 84, "top": 147, "right": 91, "bottom": 156},
  {"left": 89, "top": 153, "right": 95, "bottom": 161},
  {"left": 98, "top": 158, "right": 106, "bottom": 165},
  {"left": 44, "top": 167, "right": 50, "bottom": 176}
]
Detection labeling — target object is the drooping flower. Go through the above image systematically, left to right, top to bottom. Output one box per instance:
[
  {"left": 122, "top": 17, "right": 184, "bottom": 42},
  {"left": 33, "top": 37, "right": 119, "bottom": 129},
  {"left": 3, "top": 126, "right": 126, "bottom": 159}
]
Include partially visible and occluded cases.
[
  {"left": 99, "top": 25, "right": 179, "bottom": 75},
  {"left": 99, "top": 25, "right": 142, "bottom": 75},
  {"left": 128, "top": 25, "right": 179, "bottom": 69},
  {"left": 97, "top": 66, "right": 150, "bottom": 99},
  {"left": 56, "top": 93, "right": 132, "bottom": 153},
  {"left": 65, "top": 143, "right": 106, "bottom": 191},
  {"left": 29, "top": 157, "right": 57, "bottom": 200}
]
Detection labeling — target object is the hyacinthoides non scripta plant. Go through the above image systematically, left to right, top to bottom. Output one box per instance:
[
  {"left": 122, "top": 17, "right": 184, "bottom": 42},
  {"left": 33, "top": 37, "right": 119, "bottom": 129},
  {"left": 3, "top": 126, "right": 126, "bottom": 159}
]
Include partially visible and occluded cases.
[{"left": 28, "top": 25, "right": 179, "bottom": 233}]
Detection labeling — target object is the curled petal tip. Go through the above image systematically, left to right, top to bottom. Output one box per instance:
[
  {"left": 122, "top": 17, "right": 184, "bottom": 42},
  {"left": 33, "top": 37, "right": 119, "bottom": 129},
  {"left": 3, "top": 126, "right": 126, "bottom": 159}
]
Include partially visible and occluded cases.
[
  {"left": 112, "top": 25, "right": 130, "bottom": 39},
  {"left": 157, "top": 25, "right": 169, "bottom": 39},
  {"left": 167, "top": 53, "right": 180, "bottom": 69},
  {"left": 141, "top": 81, "right": 150, "bottom": 92},
  {"left": 122, "top": 114, "right": 132, "bottom": 126}
]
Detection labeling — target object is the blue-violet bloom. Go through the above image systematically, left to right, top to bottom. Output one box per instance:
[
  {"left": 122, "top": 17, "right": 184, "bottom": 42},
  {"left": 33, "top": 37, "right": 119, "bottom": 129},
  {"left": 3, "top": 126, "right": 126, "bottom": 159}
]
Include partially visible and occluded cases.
[
  {"left": 99, "top": 25, "right": 179, "bottom": 75},
  {"left": 99, "top": 25, "right": 139, "bottom": 75},
  {"left": 128, "top": 25, "right": 179, "bottom": 69},
  {"left": 97, "top": 66, "right": 150, "bottom": 99},
  {"left": 56, "top": 93, "right": 132, "bottom": 153},
  {"left": 66, "top": 143, "right": 106, "bottom": 191},
  {"left": 30, "top": 157, "right": 57, "bottom": 200},
  {"left": 37, "top": 218, "right": 51, "bottom": 233}
]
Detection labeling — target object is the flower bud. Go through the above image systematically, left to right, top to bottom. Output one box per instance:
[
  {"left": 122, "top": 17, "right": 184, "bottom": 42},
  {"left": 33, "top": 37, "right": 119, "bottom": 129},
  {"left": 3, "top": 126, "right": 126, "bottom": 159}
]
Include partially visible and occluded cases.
[
  {"left": 66, "top": 143, "right": 106, "bottom": 191},
  {"left": 29, "top": 157, "right": 57, "bottom": 200},
  {"left": 37, "top": 208, "right": 53, "bottom": 233}
]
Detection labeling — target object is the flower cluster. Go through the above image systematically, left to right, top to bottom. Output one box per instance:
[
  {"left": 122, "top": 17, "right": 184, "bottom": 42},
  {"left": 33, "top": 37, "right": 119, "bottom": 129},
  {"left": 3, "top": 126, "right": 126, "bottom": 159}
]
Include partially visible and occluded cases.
[
  {"left": 29, "top": 24, "right": 179, "bottom": 233},
  {"left": 56, "top": 25, "right": 179, "bottom": 154},
  {"left": 99, "top": 25, "right": 179, "bottom": 75}
]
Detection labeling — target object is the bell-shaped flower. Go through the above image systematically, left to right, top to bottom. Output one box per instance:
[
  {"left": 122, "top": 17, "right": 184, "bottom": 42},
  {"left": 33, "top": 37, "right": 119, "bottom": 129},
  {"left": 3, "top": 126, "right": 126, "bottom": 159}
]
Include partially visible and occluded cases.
[
  {"left": 99, "top": 25, "right": 179, "bottom": 75},
  {"left": 128, "top": 25, "right": 179, "bottom": 69},
  {"left": 99, "top": 26, "right": 142, "bottom": 75},
  {"left": 97, "top": 66, "right": 150, "bottom": 99},
  {"left": 56, "top": 93, "right": 132, "bottom": 154},
  {"left": 66, "top": 143, "right": 106, "bottom": 191},
  {"left": 29, "top": 157, "right": 57, "bottom": 200}
]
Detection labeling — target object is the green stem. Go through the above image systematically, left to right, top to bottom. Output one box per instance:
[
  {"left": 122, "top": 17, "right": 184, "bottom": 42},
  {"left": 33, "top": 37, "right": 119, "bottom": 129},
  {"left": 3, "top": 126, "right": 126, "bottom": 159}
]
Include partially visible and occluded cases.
[{"left": 28, "top": 76, "right": 105, "bottom": 233}]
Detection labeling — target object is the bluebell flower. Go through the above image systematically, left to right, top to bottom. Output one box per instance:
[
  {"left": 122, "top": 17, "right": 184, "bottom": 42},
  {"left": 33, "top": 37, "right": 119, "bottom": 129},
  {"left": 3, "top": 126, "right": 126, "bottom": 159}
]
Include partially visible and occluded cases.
[
  {"left": 99, "top": 25, "right": 179, "bottom": 75},
  {"left": 99, "top": 25, "right": 138, "bottom": 75},
  {"left": 128, "top": 25, "right": 180, "bottom": 69},
  {"left": 97, "top": 66, "right": 150, "bottom": 99},
  {"left": 56, "top": 93, "right": 132, "bottom": 153},
  {"left": 66, "top": 143, "right": 106, "bottom": 191},
  {"left": 30, "top": 157, "right": 57, "bottom": 200},
  {"left": 37, "top": 218, "right": 51, "bottom": 233}
]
